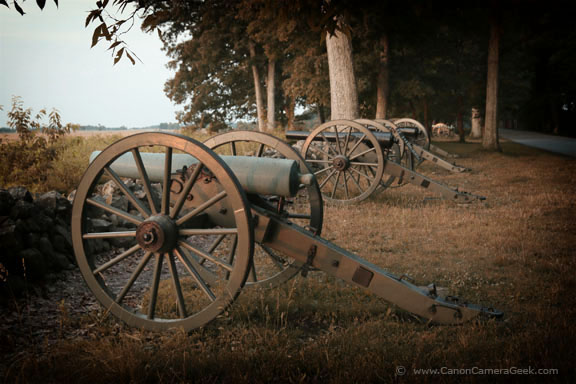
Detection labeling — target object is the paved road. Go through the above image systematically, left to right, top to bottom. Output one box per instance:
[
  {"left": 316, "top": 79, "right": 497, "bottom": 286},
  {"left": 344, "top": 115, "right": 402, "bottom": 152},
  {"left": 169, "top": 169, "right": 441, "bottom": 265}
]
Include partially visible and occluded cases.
[{"left": 499, "top": 129, "right": 576, "bottom": 157}]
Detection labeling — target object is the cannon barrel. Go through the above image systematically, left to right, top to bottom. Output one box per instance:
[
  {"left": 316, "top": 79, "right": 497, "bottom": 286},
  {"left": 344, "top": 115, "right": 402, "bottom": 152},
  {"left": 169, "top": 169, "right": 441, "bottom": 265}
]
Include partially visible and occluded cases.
[
  {"left": 396, "top": 127, "right": 419, "bottom": 136},
  {"left": 285, "top": 130, "right": 395, "bottom": 148},
  {"left": 90, "top": 151, "right": 312, "bottom": 197}
]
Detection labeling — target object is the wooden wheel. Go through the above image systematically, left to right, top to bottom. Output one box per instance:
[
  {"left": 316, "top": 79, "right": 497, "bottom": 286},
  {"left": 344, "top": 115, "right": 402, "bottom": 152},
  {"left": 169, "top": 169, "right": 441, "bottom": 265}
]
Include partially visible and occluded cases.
[
  {"left": 354, "top": 118, "right": 410, "bottom": 191},
  {"left": 389, "top": 118, "right": 430, "bottom": 168},
  {"left": 301, "top": 120, "right": 385, "bottom": 204},
  {"left": 204, "top": 131, "right": 324, "bottom": 287},
  {"left": 71, "top": 133, "right": 253, "bottom": 331}
]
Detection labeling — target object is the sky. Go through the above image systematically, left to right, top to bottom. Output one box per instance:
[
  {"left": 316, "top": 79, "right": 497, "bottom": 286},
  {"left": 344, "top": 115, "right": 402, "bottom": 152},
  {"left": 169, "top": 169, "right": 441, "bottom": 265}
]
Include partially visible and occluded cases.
[{"left": 0, "top": 0, "right": 177, "bottom": 128}]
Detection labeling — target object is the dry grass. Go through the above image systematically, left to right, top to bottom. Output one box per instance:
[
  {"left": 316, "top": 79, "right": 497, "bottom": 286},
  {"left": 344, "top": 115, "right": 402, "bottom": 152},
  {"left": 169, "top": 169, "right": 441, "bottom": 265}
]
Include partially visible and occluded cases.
[{"left": 2, "top": 139, "right": 575, "bottom": 383}]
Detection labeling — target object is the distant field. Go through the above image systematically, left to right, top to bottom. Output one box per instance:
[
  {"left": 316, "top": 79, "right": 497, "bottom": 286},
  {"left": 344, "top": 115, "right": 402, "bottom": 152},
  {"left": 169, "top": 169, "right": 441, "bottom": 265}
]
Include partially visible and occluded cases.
[{"left": 0, "top": 128, "right": 179, "bottom": 142}]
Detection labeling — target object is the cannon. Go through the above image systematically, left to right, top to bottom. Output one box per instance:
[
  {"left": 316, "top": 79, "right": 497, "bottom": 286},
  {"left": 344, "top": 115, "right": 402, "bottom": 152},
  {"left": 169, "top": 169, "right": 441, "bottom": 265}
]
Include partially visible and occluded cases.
[
  {"left": 373, "top": 118, "right": 465, "bottom": 170},
  {"left": 286, "top": 120, "right": 483, "bottom": 204},
  {"left": 72, "top": 132, "right": 501, "bottom": 332}
]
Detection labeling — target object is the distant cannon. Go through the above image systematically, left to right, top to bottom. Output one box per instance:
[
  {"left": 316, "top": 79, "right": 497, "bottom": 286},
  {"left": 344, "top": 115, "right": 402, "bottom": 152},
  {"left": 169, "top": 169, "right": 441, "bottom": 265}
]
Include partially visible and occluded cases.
[
  {"left": 286, "top": 120, "right": 482, "bottom": 204},
  {"left": 72, "top": 132, "right": 501, "bottom": 331}
]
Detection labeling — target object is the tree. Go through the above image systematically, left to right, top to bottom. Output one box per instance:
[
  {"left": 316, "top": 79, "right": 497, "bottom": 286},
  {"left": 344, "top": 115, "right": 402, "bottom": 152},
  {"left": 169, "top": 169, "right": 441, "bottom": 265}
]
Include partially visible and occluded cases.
[
  {"left": 482, "top": 2, "right": 501, "bottom": 151},
  {"left": 325, "top": 18, "right": 358, "bottom": 120}
]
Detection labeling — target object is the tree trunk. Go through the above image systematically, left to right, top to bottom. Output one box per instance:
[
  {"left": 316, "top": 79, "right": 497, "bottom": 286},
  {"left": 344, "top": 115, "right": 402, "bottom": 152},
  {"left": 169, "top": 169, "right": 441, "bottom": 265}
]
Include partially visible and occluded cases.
[
  {"left": 482, "top": 8, "right": 501, "bottom": 151},
  {"left": 326, "top": 26, "right": 359, "bottom": 120},
  {"left": 375, "top": 33, "right": 390, "bottom": 120},
  {"left": 249, "top": 41, "right": 266, "bottom": 132},
  {"left": 266, "top": 58, "right": 276, "bottom": 131},
  {"left": 285, "top": 96, "right": 295, "bottom": 130},
  {"left": 423, "top": 97, "right": 430, "bottom": 137},
  {"left": 318, "top": 104, "right": 326, "bottom": 124},
  {"left": 469, "top": 107, "right": 483, "bottom": 138},
  {"left": 456, "top": 109, "right": 465, "bottom": 143}
]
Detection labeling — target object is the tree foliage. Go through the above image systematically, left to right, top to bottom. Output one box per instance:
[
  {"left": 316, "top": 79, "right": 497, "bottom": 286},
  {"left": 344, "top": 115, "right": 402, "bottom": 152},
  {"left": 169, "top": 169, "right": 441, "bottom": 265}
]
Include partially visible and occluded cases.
[{"left": 7, "top": 0, "right": 576, "bottom": 137}]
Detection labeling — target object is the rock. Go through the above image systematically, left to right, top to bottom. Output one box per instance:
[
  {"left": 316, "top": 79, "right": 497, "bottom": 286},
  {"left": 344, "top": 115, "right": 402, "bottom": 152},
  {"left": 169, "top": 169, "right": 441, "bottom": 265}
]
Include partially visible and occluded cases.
[
  {"left": 100, "top": 180, "right": 119, "bottom": 197},
  {"left": 8, "top": 186, "right": 33, "bottom": 203},
  {"left": 0, "top": 189, "right": 15, "bottom": 216},
  {"left": 67, "top": 189, "right": 76, "bottom": 202},
  {"left": 37, "top": 191, "right": 71, "bottom": 218},
  {"left": 106, "top": 195, "right": 129, "bottom": 212},
  {"left": 10, "top": 200, "right": 36, "bottom": 219},
  {"left": 35, "top": 214, "right": 54, "bottom": 233},
  {"left": 24, "top": 217, "right": 43, "bottom": 233},
  {"left": 89, "top": 218, "right": 113, "bottom": 232},
  {"left": 0, "top": 219, "right": 23, "bottom": 254},
  {"left": 54, "top": 224, "right": 73, "bottom": 249},
  {"left": 26, "top": 232, "right": 42, "bottom": 249},
  {"left": 52, "top": 234, "right": 68, "bottom": 254},
  {"left": 37, "top": 236, "right": 55, "bottom": 258},
  {"left": 19, "top": 248, "right": 48, "bottom": 280},
  {"left": 51, "top": 252, "right": 74, "bottom": 270}
]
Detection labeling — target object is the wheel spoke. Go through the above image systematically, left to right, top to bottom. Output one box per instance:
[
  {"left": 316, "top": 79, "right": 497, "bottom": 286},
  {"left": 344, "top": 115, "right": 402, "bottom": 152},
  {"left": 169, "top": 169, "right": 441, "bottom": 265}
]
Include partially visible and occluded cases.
[
  {"left": 333, "top": 126, "right": 342, "bottom": 155},
  {"left": 342, "top": 127, "right": 352, "bottom": 153},
  {"left": 319, "top": 133, "right": 338, "bottom": 157},
  {"left": 345, "top": 134, "right": 367, "bottom": 157},
  {"left": 312, "top": 140, "right": 335, "bottom": 159},
  {"left": 230, "top": 141, "right": 237, "bottom": 156},
  {"left": 256, "top": 143, "right": 265, "bottom": 157},
  {"left": 161, "top": 147, "right": 173, "bottom": 215},
  {"left": 348, "top": 147, "right": 376, "bottom": 162},
  {"left": 132, "top": 148, "right": 158, "bottom": 215},
  {"left": 306, "top": 159, "right": 333, "bottom": 164},
  {"left": 170, "top": 162, "right": 204, "bottom": 219},
  {"left": 350, "top": 162, "right": 379, "bottom": 167},
  {"left": 314, "top": 165, "right": 335, "bottom": 176},
  {"left": 104, "top": 166, "right": 151, "bottom": 218},
  {"left": 349, "top": 166, "right": 375, "bottom": 182},
  {"left": 318, "top": 169, "right": 338, "bottom": 190},
  {"left": 347, "top": 169, "right": 365, "bottom": 193},
  {"left": 330, "top": 171, "right": 341, "bottom": 199},
  {"left": 342, "top": 171, "right": 350, "bottom": 199},
  {"left": 176, "top": 190, "right": 228, "bottom": 226},
  {"left": 86, "top": 198, "right": 143, "bottom": 226},
  {"left": 179, "top": 228, "right": 237, "bottom": 236},
  {"left": 83, "top": 231, "right": 136, "bottom": 239},
  {"left": 208, "top": 234, "right": 226, "bottom": 253},
  {"left": 179, "top": 240, "right": 234, "bottom": 272},
  {"left": 93, "top": 244, "right": 141, "bottom": 275},
  {"left": 176, "top": 244, "right": 219, "bottom": 285},
  {"left": 175, "top": 247, "right": 216, "bottom": 302},
  {"left": 115, "top": 251, "right": 153, "bottom": 304},
  {"left": 167, "top": 252, "right": 188, "bottom": 318},
  {"left": 147, "top": 253, "right": 164, "bottom": 319},
  {"left": 248, "top": 261, "right": 257, "bottom": 282}
]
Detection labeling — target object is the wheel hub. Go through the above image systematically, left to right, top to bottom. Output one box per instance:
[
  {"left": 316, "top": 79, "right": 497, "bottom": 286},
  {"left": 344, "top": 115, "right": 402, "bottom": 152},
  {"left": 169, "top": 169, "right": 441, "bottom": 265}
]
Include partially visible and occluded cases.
[
  {"left": 332, "top": 155, "right": 350, "bottom": 171},
  {"left": 136, "top": 215, "right": 178, "bottom": 253}
]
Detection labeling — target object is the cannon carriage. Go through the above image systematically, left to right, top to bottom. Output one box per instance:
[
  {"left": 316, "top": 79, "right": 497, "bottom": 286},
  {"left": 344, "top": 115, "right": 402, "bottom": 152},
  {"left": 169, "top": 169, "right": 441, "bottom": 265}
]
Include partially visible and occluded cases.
[
  {"left": 286, "top": 119, "right": 482, "bottom": 205},
  {"left": 72, "top": 132, "right": 501, "bottom": 332}
]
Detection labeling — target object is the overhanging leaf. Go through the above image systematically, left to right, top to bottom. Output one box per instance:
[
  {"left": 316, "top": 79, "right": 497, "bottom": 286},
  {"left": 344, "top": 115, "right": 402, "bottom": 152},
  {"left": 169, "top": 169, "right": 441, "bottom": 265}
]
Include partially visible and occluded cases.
[
  {"left": 0, "top": 0, "right": 9, "bottom": 8},
  {"left": 36, "top": 0, "right": 46, "bottom": 10},
  {"left": 53, "top": 0, "right": 58, "bottom": 7},
  {"left": 14, "top": 1, "right": 25, "bottom": 15},
  {"left": 91, "top": 25, "right": 102, "bottom": 48},
  {"left": 114, "top": 48, "right": 125, "bottom": 65},
  {"left": 126, "top": 52, "right": 135, "bottom": 65}
]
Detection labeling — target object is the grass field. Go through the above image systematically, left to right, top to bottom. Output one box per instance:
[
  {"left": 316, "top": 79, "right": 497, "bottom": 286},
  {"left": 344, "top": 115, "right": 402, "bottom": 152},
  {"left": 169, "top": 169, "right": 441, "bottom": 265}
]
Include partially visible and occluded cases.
[{"left": 1, "top": 135, "right": 575, "bottom": 383}]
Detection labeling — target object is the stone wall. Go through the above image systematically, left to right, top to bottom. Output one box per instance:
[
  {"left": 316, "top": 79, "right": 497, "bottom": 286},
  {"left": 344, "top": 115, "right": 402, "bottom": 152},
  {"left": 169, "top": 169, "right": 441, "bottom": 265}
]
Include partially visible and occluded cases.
[{"left": 0, "top": 187, "right": 75, "bottom": 299}]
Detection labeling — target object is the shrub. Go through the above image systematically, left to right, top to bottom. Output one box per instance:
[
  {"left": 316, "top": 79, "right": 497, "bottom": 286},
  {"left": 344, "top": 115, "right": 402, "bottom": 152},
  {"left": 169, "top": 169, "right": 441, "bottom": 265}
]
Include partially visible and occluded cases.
[{"left": 0, "top": 97, "right": 78, "bottom": 193}]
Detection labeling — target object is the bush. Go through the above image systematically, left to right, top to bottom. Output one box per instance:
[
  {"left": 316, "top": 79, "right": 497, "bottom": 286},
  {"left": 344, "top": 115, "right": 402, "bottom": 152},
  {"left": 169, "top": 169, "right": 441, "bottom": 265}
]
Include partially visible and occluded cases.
[{"left": 0, "top": 97, "right": 78, "bottom": 193}]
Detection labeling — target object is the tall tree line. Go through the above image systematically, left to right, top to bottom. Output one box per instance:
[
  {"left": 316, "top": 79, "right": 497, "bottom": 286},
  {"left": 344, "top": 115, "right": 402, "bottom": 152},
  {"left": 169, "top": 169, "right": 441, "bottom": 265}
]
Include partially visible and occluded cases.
[{"left": 6, "top": 0, "right": 576, "bottom": 148}]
